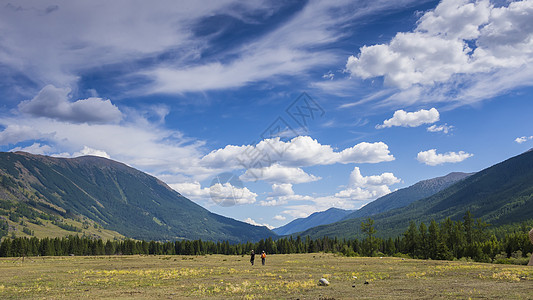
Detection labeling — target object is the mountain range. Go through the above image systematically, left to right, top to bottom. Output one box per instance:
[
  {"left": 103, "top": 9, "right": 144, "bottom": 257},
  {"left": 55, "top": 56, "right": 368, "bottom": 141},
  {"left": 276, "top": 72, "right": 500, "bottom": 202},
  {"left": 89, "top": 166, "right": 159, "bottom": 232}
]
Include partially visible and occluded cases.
[
  {"left": 1, "top": 149, "right": 533, "bottom": 243},
  {"left": 296, "top": 150, "right": 533, "bottom": 239},
  {"left": 0, "top": 152, "right": 274, "bottom": 242},
  {"left": 273, "top": 172, "right": 472, "bottom": 235},
  {"left": 342, "top": 172, "right": 473, "bottom": 221},
  {"left": 272, "top": 208, "right": 353, "bottom": 235}
]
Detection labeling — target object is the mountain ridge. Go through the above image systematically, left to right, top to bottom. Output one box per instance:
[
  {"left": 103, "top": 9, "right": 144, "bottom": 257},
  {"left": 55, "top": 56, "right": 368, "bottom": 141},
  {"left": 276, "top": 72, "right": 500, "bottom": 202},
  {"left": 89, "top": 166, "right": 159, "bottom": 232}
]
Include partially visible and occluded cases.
[
  {"left": 295, "top": 150, "right": 533, "bottom": 239},
  {"left": 0, "top": 152, "right": 275, "bottom": 242},
  {"left": 342, "top": 171, "right": 473, "bottom": 221},
  {"left": 273, "top": 207, "right": 353, "bottom": 235}
]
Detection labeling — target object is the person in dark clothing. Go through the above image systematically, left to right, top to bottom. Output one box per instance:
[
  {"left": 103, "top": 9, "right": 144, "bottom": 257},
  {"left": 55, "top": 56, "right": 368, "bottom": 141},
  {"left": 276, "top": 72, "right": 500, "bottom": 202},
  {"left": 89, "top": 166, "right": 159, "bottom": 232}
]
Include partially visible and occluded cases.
[
  {"left": 250, "top": 250, "right": 255, "bottom": 266},
  {"left": 261, "top": 250, "right": 266, "bottom": 265}
]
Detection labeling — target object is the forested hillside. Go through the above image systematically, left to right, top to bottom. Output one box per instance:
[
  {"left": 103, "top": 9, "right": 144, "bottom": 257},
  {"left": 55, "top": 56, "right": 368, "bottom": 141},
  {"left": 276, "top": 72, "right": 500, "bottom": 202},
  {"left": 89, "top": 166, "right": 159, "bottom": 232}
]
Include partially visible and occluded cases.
[
  {"left": 298, "top": 150, "right": 533, "bottom": 240},
  {"left": 0, "top": 152, "right": 274, "bottom": 242}
]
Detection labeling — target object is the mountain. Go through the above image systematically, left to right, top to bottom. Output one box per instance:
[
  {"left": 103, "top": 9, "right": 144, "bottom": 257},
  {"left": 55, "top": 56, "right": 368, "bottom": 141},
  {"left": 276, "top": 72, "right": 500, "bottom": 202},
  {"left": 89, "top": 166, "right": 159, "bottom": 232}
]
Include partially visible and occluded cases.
[
  {"left": 297, "top": 150, "right": 533, "bottom": 239},
  {"left": 0, "top": 152, "right": 274, "bottom": 242},
  {"left": 342, "top": 172, "right": 473, "bottom": 221},
  {"left": 273, "top": 208, "right": 353, "bottom": 235}
]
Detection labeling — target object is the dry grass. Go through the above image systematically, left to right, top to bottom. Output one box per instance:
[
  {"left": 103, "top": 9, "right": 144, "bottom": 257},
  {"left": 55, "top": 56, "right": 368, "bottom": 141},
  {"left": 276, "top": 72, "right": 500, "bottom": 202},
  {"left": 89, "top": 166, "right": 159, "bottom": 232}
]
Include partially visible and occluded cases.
[{"left": 0, "top": 253, "right": 532, "bottom": 299}]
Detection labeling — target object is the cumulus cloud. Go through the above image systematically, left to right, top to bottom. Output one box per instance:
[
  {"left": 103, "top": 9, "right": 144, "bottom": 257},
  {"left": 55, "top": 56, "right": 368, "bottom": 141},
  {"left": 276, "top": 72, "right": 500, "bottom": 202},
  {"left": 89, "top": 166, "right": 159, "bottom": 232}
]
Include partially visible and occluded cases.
[
  {"left": 345, "top": 0, "right": 533, "bottom": 105},
  {"left": 18, "top": 85, "right": 122, "bottom": 124},
  {"left": 377, "top": 108, "right": 439, "bottom": 128},
  {"left": 427, "top": 123, "right": 454, "bottom": 134},
  {"left": 201, "top": 136, "right": 394, "bottom": 171},
  {"left": 515, "top": 136, "right": 533, "bottom": 144},
  {"left": 417, "top": 149, "right": 473, "bottom": 166},
  {"left": 240, "top": 164, "right": 320, "bottom": 184},
  {"left": 335, "top": 167, "right": 400, "bottom": 200},
  {"left": 170, "top": 181, "right": 210, "bottom": 199},
  {"left": 171, "top": 181, "right": 257, "bottom": 206},
  {"left": 259, "top": 182, "right": 314, "bottom": 206},
  {"left": 209, "top": 183, "right": 257, "bottom": 205},
  {"left": 269, "top": 183, "right": 294, "bottom": 197},
  {"left": 273, "top": 215, "right": 286, "bottom": 221},
  {"left": 243, "top": 218, "right": 274, "bottom": 229}
]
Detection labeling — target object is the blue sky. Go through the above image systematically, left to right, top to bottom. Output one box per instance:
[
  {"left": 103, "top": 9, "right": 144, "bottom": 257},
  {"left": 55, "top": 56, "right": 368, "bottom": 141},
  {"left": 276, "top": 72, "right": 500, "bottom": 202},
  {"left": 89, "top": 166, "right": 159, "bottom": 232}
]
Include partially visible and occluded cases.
[{"left": 1, "top": 0, "right": 533, "bottom": 229}]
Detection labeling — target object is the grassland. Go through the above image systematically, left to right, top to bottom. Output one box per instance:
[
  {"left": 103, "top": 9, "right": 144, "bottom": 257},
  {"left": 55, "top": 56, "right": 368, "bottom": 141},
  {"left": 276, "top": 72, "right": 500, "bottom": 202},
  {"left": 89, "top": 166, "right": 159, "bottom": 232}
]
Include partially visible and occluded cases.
[{"left": 0, "top": 253, "right": 532, "bottom": 299}]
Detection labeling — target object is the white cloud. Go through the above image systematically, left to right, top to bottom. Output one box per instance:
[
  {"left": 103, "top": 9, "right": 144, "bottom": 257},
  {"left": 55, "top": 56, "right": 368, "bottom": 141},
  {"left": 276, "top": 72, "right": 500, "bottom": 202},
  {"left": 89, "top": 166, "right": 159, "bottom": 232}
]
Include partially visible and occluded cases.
[
  {"left": 0, "top": 0, "right": 418, "bottom": 95},
  {"left": 0, "top": 0, "right": 255, "bottom": 88},
  {"left": 345, "top": 0, "right": 533, "bottom": 105},
  {"left": 141, "top": 1, "right": 419, "bottom": 94},
  {"left": 18, "top": 85, "right": 122, "bottom": 124},
  {"left": 2, "top": 87, "right": 397, "bottom": 196},
  {"left": 377, "top": 108, "right": 439, "bottom": 128},
  {"left": 0, "top": 111, "right": 208, "bottom": 181},
  {"left": 427, "top": 123, "right": 453, "bottom": 134},
  {"left": 0, "top": 124, "right": 52, "bottom": 145},
  {"left": 201, "top": 136, "right": 394, "bottom": 171},
  {"left": 515, "top": 136, "right": 533, "bottom": 144},
  {"left": 338, "top": 141, "right": 396, "bottom": 164},
  {"left": 10, "top": 142, "right": 53, "bottom": 155},
  {"left": 72, "top": 146, "right": 110, "bottom": 159},
  {"left": 417, "top": 149, "right": 473, "bottom": 166},
  {"left": 240, "top": 164, "right": 320, "bottom": 184},
  {"left": 276, "top": 167, "right": 400, "bottom": 217},
  {"left": 335, "top": 167, "right": 400, "bottom": 200},
  {"left": 348, "top": 167, "right": 400, "bottom": 187},
  {"left": 170, "top": 181, "right": 210, "bottom": 199},
  {"left": 171, "top": 181, "right": 257, "bottom": 206},
  {"left": 209, "top": 183, "right": 257, "bottom": 205},
  {"left": 269, "top": 183, "right": 294, "bottom": 197},
  {"left": 260, "top": 194, "right": 314, "bottom": 207},
  {"left": 259, "top": 198, "right": 289, "bottom": 207},
  {"left": 273, "top": 215, "right": 286, "bottom": 221},
  {"left": 243, "top": 218, "right": 274, "bottom": 230}
]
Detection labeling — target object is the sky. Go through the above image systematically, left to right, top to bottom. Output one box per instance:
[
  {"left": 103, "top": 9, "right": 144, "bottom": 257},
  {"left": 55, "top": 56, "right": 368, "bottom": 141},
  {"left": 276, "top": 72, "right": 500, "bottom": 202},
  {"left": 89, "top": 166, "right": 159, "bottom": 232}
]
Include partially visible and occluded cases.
[{"left": 1, "top": 0, "right": 533, "bottom": 229}]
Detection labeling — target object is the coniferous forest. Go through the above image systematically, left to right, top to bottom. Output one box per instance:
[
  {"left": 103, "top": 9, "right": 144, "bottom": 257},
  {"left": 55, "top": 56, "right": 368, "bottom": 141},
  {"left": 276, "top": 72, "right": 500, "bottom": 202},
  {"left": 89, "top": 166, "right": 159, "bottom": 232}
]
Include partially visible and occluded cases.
[{"left": 2, "top": 212, "right": 532, "bottom": 265}]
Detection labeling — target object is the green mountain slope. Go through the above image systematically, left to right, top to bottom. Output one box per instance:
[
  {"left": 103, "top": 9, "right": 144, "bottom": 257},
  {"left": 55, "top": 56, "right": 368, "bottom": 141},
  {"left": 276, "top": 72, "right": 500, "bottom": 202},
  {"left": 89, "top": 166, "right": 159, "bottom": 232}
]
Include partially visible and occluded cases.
[
  {"left": 297, "top": 150, "right": 533, "bottom": 239},
  {"left": 0, "top": 152, "right": 274, "bottom": 242},
  {"left": 342, "top": 172, "right": 473, "bottom": 220},
  {"left": 273, "top": 208, "right": 353, "bottom": 235}
]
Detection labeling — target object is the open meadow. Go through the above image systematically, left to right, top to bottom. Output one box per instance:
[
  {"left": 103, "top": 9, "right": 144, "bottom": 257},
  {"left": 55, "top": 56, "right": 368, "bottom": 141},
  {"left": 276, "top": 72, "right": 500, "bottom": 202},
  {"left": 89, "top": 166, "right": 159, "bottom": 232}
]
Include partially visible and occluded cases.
[{"left": 0, "top": 253, "right": 532, "bottom": 299}]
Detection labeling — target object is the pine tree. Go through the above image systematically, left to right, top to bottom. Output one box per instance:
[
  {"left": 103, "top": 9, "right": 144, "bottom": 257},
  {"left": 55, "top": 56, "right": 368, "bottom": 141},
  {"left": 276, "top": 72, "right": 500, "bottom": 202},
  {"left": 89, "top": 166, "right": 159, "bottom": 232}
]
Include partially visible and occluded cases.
[
  {"left": 361, "top": 218, "right": 377, "bottom": 256},
  {"left": 404, "top": 221, "right": 419, "bottom": 258}
]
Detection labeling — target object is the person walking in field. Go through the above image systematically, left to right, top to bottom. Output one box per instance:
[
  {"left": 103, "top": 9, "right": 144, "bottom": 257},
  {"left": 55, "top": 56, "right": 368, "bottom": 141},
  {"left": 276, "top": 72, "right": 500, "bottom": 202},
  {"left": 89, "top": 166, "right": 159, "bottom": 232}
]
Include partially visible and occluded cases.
[
  {"left": 250, "top": 250, "right": 255, "bottom": 266},
  {"left": 261, "top": 250, "right": 266, "bottom": 265}
]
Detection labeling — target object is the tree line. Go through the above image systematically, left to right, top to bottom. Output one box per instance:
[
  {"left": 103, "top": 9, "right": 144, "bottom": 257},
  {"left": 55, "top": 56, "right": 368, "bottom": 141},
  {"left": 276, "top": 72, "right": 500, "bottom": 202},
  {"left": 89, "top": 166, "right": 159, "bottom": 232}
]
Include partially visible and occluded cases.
[{"left": 0, "top": 212, "right": 531, "bottom": 265}]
